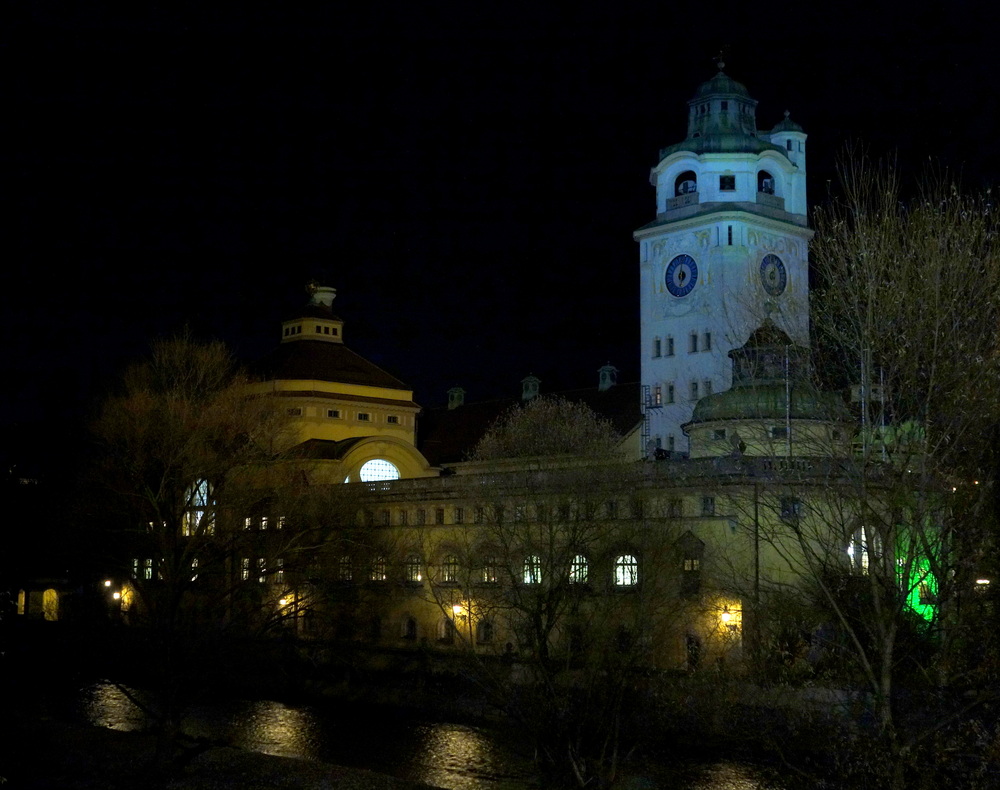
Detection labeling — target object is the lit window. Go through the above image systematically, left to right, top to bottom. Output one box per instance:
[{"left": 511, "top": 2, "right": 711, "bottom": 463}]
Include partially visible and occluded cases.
[
  {"left": 653, "top": 385, "right": 662, "bottom": 406},
  {"left": 357, "top": 412, "right": 371, "bottom": 421},
  {"left": 359, "top": 459, "right": 400, "bottom": 482},
  {"left": 183, "top": 479, "right": 214, "bottom": 536},
  {"left": 261, "top": 516, "right": 269, "bottom": 530},
  {"left": 277, "top": 516, "right": 286, "bottom": 529},
  {"left": 405, "top": 554, "right": 422, "bottom": 583},
  {"left": 442, "top": 554, "right": 460, "bottom": 583},
  {"left": 569, "top": 554, "right": 589, "bottom": 584},
  {"left": 523, "top": 555, "right": 542, "bottom": 584},
  {"left": 614, "top": 555, "right": 638, "bottom": 586},
  {"left": 371, "top": 556, "right": 387, "bottom": 582},
  {"left": 482, "top": 556, "right": 499, "bottom": 584},
  {"left": 190, "top": 557, "right": 199, "bottom": 582},
  {"left": 241, "top": 557, "right": 250, "bottom": 581},
  {"left": 143, "top": 558, "right": 153, "bottom": 580},
  {"left": 257, "top": 558, "right": 266, "bottom": 584},
  {"left": 275, "top": 558, "right": 284, "bottom": 584},
  {"left": 683, "top": 558, "right": 700, "bottom": 571}
]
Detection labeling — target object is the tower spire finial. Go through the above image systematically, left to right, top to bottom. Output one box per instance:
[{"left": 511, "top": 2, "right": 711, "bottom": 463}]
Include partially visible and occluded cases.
[{"left": 714, "top": 46, "right": 729, "bottom": 72}]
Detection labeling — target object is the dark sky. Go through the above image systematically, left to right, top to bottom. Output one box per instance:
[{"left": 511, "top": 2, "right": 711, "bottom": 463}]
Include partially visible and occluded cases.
[{"left": 3, "top": 2, "right": 998, "bottom": 470}]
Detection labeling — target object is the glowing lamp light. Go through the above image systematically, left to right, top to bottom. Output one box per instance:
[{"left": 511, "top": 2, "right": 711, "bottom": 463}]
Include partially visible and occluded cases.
[
  {"left": 976, "top": 579, "right": 991, "bottom": 586},
  {"left": 104, "top": 580, "right": 112, "bottom": 587},
  {"left": 112, "top": 592, "right": 121, "bottom": 600},
  {"left": 279, "top": 598, "right": 289, "bottom": 606},
  {"left": 452, "top": 604, "right": 463, "bottom": 616},
  {"left": 720, "top": 607, "right": 732, "bottom": 624}
]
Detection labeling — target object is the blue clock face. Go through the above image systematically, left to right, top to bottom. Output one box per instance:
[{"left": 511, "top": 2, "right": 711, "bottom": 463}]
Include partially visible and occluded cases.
[
  {"left": 665, "top": 254, "right": 698, "bottom": 297},
  {"left": 760, "top": 254, "right": 787, "bottom": 296}
]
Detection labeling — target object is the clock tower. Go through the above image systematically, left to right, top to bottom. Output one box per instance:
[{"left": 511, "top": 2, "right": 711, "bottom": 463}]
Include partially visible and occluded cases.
[{"left": 634, "top": 65, "right": 812, "bottom": 454}]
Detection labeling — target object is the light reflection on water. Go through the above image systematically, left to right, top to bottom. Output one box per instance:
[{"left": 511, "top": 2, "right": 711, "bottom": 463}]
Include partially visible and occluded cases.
[{"left": 72, "top": 681, "right": 786, "bottom": 790}]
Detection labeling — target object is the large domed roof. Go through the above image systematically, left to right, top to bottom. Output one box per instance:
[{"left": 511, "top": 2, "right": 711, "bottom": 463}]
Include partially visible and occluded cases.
[{"left": 690, "top": 69, "right": 753, "bottom": 101}]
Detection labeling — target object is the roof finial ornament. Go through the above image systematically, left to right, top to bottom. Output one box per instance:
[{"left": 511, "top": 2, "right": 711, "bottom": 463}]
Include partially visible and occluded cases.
[
  {"left": 714, "top": 46, "right": 729, "bottom": 73},
  {"left": 784, "top": 109, "right": 791, "bottom": 119}
]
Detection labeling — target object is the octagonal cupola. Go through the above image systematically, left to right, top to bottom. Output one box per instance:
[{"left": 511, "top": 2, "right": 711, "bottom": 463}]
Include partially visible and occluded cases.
[
  {"left": 687, "top": 63, "right": 759, "bottom": 139},
  {"left": 281, "top": 283, "right": 344, "bottom": 344}
]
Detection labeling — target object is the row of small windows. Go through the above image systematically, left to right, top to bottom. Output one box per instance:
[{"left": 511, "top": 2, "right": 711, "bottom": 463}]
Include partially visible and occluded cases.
[
  {"left": 672, "top": 170, "right": 783, "bottom": 197},
  {"left": 283, "top": 324, "right": 340, "bottom": 337},
  {"left": 653, "top": 332, "right": 712, "bottom": 357},
  {"left": 651, "top": 379, "right": 713, "bottom": 405},
  {"left": 286, "top": 407, "right": 403, "bottom": 425},
  {"left": 366, "top": 500, "right": 639, "bottom": 528},
  {"left": 336, "top": 553, "right": 643, "bottom": 587},
  {"left": 131, "top": 556, "right": 287, "bottom": 584}
]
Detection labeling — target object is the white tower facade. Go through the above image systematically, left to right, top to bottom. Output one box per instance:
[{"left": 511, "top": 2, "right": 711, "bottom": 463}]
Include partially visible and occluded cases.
[{"left": 634, "top": 67, "right": 812, "bottom": 454}]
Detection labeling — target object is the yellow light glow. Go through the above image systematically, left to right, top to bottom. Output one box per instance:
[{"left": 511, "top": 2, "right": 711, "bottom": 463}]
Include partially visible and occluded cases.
[
  {"left": 976, "top": 579, "right": 991, "bottom": 585},
  {"left": 103, "top": 580, "right": 112, "bottom": 587},
  {"left": 112, "top": 591, "right": 121, "bottom": 600},
  {"left": 279, "top": 598, "right": 288, "bottom": 606},
  {"left": 452, "top": 604, "right": 463, "bottom": 616},
  {"left": 720, "top": 608, "right": 732, "bottom": 623}
]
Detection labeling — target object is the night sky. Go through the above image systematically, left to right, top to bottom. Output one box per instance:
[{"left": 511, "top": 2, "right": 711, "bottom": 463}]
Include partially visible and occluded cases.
[{"left": 3, "top": 2, "right": 998, "bottom": 476}]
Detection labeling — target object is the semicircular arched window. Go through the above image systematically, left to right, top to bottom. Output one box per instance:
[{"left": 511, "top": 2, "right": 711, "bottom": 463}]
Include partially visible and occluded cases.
[{"left": 359, "top": 459, "right": 400, "bottom": 482}]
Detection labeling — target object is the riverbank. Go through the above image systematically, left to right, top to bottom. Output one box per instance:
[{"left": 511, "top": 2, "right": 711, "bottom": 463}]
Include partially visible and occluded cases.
[{"left": 4, "top": 716, "right": 439, "bottom": 790}]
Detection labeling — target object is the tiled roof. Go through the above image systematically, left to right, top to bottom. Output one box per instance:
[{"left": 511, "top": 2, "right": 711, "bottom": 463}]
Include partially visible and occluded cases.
[{"left": 255, "top": 340, "right": 409, "bottom": 391}]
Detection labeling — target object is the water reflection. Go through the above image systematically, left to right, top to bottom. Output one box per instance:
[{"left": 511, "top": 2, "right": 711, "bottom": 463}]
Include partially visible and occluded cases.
[
  {"left": 69, "top": 681, "right": 786, "bottom": 790},
  {"left": 77, "top": 682, "right": 148, "bottom": 732}
]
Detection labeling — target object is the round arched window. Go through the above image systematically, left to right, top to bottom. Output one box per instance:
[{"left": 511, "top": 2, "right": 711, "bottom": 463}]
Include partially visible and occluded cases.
[{"left": 359, "top": 459, "right": 400, "bottom": 482}]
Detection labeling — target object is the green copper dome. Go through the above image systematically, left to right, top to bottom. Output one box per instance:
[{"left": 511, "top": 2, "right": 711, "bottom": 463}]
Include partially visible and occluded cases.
[{"left": 690, "top": 384, "right": 851, "bottom": 424}]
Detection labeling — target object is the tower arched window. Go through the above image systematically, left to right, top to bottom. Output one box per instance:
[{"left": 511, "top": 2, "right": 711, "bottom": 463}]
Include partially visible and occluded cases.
[
  {"left": 758, "top": 170, "right": 775, "bottom": 195},
  {"left": 675, "top": 171, "right": 697, "bottom": 196}
]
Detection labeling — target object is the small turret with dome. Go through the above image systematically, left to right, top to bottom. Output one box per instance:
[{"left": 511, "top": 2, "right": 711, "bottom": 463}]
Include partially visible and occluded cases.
[{"left": 683, "top": 319, "right": 852, "bottom": 459}]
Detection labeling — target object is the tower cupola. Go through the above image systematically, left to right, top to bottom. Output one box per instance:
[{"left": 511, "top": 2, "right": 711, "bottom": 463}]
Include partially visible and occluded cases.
[{"left": 280, "top": 282, "right": 345, "bottom": 344}]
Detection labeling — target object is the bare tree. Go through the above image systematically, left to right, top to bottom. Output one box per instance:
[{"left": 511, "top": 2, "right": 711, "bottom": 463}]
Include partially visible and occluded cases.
[
  {"left": 723, "top": 161, "right": 1000, "bottom": 788},
  {"left": 91, "top": 333, "right": 313, "bottom": 761},
  {"left": 413, "top": 397, "right": 681, "bottom": 788}
]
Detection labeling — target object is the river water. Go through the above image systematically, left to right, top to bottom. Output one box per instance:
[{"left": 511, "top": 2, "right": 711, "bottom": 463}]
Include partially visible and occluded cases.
[{"left": 68, "top": 680, "right": 789, "bottom": 789}]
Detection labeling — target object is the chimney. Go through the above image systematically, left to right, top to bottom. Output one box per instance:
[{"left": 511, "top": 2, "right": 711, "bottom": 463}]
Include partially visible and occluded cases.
[
  {"left": 598, "top": 363, "right": 618, "bottom": 392},
  {"left": 521, "top": 375, "right": 540, "bottom": 401},
  {"left": 447, "top": 387, "right": 466, "bottom": 410}
]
